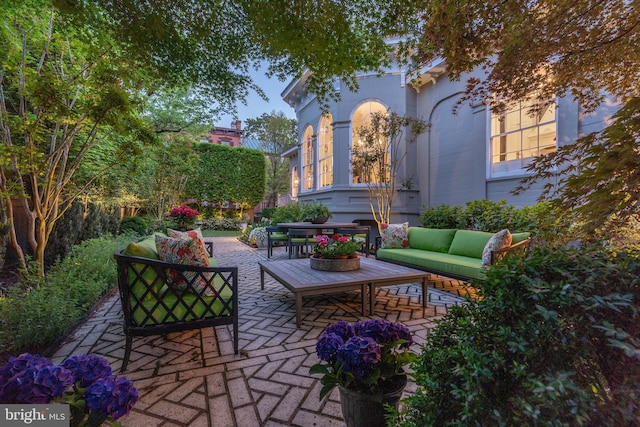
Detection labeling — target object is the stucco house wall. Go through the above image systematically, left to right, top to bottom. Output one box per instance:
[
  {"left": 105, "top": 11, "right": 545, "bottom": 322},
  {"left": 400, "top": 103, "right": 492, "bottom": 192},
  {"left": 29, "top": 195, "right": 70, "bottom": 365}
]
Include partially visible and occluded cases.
[{"left": 282, "top": 65, "right": 614, "bottom": 225}]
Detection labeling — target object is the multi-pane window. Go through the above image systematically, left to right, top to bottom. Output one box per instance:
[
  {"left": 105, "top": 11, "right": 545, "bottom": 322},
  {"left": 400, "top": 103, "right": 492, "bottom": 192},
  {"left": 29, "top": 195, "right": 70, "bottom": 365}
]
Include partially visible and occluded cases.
[
  {"left": 490, "top": 94, "right": 557, "bottom": 175},
  {"left": 351, "top": 101, "right": 388, "bottom": 184},
  {"left": 318, "top": 114, "right": 333, "bottom": 187},
  {"left": 302, "top": 126, "right": 314, "bottom": 191}
]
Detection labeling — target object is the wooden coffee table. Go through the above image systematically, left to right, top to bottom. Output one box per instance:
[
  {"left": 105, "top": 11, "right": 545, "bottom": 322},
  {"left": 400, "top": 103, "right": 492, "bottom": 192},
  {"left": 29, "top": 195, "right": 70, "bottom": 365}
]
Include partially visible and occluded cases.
[{"left": 259, "top": 257, "right": 430, "bottom": 327}]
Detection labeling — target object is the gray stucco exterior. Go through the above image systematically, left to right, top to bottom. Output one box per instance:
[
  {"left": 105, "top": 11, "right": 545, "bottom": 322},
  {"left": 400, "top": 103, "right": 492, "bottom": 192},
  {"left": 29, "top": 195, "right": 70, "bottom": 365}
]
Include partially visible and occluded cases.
[{"left": 282, "top": 65, "right": 613, "bottom": 226}]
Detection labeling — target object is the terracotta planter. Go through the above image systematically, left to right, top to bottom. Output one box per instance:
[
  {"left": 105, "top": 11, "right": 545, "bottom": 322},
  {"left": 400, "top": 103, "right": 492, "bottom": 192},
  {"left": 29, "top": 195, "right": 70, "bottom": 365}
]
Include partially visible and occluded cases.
[
  {"left": 310, "top": 255, "right": 360, "bottom": 271},
  {"left": 338, "top": 376, "right": 407, "bottom": 427}
]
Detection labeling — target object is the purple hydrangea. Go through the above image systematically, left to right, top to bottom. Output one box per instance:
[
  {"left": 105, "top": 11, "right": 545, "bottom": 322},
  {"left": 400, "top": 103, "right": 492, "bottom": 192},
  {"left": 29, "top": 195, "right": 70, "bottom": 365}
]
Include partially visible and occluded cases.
[
  {"left": 354, "top": 319, "right": 414, "bottom": 348},
  {"left": 324, "top": 320, "right": 355, "bottom": 341},
  {"left": 316, "top": 333, "right": 344, "bottom": 363},
  {"left": 336, "top": 336, "right": 381, "bottom": 379},
  {"left": 0, "top": 354, "right": 74, "bottom": 404},
  {"left": 62, "top": 354, "right": 112, "bottom": 388},
  {"left": 85, "top": 376, "right": 139, "bottom": 420}
]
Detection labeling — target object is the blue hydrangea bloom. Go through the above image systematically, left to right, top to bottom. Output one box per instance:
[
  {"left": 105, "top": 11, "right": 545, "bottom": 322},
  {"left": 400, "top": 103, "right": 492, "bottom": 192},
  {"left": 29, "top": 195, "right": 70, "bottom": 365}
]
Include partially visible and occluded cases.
[
  {"left": 354, "top": 319, "right": 413, "bottom": 348},
  {"left": 324, "top": 320, "right": 355, "bottom": 341},
  {"left": 316, "top": 333, "right": 344, "bottom": 363},
  {"left": 336, "top": 336, "right": 381, "bottom": 379},
  {"left": 0, "top": 354, "right": 74, "bottom": 404},
  {"left": 62, "top": 354, "right": 112, "bottom": 387},
  {"left": 86, "top": 376, "right": 139, "bottom": 420}
]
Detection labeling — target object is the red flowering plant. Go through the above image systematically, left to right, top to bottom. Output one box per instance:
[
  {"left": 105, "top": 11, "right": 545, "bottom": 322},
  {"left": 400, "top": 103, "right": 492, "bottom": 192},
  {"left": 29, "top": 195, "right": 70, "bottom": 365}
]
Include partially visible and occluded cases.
[
  {"left": 166, "top": 205, "right": 200, "bottom": 230},
  {"left": 313, "top": 234, "right": 360, "bottom": 258},
  {"left": 309, "top": 319, "right": 417, "bottom": 399},
  {"left": 0, "top": 353, "right": 139, "bottom": 427}
]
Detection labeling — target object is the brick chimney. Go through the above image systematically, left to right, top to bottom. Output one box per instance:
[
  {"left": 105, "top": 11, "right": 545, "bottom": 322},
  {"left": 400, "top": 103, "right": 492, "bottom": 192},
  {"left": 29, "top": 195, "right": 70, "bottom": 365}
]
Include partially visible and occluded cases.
[{"left": 235, "top": 120, "right": 242, "bottom": 131}]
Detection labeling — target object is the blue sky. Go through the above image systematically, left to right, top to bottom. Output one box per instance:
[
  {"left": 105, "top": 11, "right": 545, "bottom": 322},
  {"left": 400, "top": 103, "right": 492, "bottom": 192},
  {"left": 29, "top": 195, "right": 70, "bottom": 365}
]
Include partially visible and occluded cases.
[{"left": 215, "top": 67, "right": 297, "bottom": 128}]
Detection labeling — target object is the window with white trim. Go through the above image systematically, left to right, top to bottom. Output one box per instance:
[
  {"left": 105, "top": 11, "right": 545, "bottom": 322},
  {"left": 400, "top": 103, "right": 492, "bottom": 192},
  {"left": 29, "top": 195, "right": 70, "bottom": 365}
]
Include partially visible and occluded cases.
[
  {"left": 489, "top": 94, "right": 556, "bottom": 176},
  {"left": 318, "top": 114, "right": 333, "bottom": 188},
  {"left": 302, "top": 126, "right": 314, "bottom": 191},
  {"left": 291, "top": 166, "right": 299, "bottom": 200}
]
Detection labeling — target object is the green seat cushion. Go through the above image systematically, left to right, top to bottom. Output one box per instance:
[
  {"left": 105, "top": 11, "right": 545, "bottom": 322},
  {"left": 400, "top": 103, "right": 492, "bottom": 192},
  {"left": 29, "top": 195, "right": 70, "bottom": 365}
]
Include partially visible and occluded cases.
[
  {"left": 408, "top": 228, "right": 457, "bottom": 253},
  {"left": 447, "top": 230, "right": 494, "bottom": 259},
  {"left": 269, "top": 232, "right": 289, "bottom": 241},
  {"left": 511, "top": 232, "right": 531, "bottom": 244},
  {"left": 377, "top": 248, "right": 485, "bottom": 280},
  {"left": 130, "top": 284, "right": 233, "bottom": 326}
]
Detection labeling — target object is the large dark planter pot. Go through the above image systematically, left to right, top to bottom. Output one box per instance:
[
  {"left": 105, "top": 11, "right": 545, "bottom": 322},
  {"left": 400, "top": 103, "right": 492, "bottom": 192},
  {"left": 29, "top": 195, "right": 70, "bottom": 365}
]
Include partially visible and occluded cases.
[
  {"left": 310, "top": 215, "right": 329, "bottom": 224},
  {"left": 310, "top": 255, "right": 360, "bottom": 271},
  {"left": 338, "top": 376, "right": 407, "bottom": 427}
]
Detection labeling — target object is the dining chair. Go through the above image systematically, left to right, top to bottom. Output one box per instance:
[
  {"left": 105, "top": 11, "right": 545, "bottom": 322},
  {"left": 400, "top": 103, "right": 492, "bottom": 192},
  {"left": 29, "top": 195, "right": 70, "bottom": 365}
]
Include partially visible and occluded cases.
[
  {"left": 266, "top": 226, "right": 289, "bottom": 258},
  {"left": 336, "top": 226, "right": 371, "bottom": 257},
  {"left": 287, "top": 228, "right": 317, "bottom": 258}
]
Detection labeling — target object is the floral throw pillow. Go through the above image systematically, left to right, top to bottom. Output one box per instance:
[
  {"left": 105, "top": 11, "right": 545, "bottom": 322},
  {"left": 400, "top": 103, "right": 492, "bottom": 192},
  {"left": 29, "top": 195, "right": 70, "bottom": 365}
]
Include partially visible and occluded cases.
[
  {"left": 380, "top": 222, "right": 409, "bottom": 249},
  {"left": 167, "top": 227, "right": 209, "bottom": 261},
  {"left": 481, "top": 229, "right": 513, "bottom": 268},
  {"left": 155, "top": 235, "right": 214, "bottom": 295}
]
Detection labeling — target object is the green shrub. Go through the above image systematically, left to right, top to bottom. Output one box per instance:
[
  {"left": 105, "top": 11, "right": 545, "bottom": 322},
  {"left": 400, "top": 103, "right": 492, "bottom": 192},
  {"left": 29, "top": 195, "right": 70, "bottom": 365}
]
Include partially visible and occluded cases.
[
  {"left": 420, "top": 200, "right": 573, "bottom": 244},
  {"left": 118, "top": 216, "right": 150, "bottom": 235},
  {"left": 200, "top": 217, "right": 244, "bottom": 231},
  {"left": 0, "top": 234, "right": 133, "bottom": 352},
  {"left": 398, "top": 245, "right": 640, "bottom": 427}
]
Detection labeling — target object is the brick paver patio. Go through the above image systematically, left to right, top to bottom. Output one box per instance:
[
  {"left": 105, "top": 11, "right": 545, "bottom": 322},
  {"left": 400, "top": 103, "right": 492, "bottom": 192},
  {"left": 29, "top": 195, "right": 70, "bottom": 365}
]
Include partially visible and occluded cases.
[{"left": 51, "top": 237, "right": 471, "bottom": 427}]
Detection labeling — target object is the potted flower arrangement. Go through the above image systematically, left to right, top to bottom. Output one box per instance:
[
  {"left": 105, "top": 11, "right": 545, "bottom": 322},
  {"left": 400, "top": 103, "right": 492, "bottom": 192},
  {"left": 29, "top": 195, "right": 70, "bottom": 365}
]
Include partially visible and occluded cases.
[
  {"left": 301, "top": 201, "right": 333, "bottom": 224},
  {"left": 166, "top": 205, "right": 200, "bottom": 230},
  {"left": 311, "top": 234, "right": 361, "bottom": 271},
  {"left": 313, "top": 234, "right": 359, "bottom": 259},
  {"left": 310, "top": 319, "right": 417, "bottom": 427},
  {"left": 0, "top": 353, "right": 138, "bottom": 426}
]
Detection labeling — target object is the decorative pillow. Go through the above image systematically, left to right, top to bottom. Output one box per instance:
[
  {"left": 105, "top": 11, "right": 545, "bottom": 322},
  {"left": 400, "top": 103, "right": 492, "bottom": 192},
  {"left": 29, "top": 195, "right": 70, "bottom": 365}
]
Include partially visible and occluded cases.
[
  {"left": 380, "top": 222, "right": 409, "bottom": 249},
  {"left": 167, "top": 227, "right": 209, "bottom": 261},
  {"left": 481, "top": 229, "right": 513, "bottom": 268},
  {"left": 155, "top": 235, "right": 214, "bottom": 295}
]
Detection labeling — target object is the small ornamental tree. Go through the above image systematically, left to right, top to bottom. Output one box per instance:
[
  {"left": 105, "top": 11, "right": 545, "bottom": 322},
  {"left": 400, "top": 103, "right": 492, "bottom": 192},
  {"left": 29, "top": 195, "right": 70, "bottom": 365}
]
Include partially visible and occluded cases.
[{"left": 351, "top": 112, "right": 426, "bottom": 232}]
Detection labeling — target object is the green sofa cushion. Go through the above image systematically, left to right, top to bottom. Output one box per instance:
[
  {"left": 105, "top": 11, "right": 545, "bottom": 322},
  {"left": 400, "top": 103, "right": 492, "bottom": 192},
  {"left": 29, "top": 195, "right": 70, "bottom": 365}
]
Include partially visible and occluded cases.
[
  {"left": 408, "top": 228, "right": 457, "bottom": 253},
  {"left": 447, "top": 230, "right": 494, "bottom": 259},
  {"left": 511, "top": 232, "right": 531, "bottom": 244},
  {"left": 377, "top": 248, "right": 485, "bottom": 280},
  {"left": 131, "top": 284, "right": 233, "bottom": 326}
]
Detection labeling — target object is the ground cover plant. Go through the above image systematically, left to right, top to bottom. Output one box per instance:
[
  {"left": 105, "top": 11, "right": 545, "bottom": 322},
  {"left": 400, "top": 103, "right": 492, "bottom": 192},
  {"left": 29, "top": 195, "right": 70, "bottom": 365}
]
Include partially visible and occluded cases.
[
  {"left": 0, "top": 234, "right": 135, "bottom": 359},
  {"left": 397, "top": 245, "right": 640, "bottom": 426}
]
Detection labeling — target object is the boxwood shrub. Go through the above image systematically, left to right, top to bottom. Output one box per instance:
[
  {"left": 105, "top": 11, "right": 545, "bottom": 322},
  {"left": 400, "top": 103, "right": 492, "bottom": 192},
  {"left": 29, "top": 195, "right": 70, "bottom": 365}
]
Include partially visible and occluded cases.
[{"left": 398, "top": 245, "right": 640, "bottom": 426}]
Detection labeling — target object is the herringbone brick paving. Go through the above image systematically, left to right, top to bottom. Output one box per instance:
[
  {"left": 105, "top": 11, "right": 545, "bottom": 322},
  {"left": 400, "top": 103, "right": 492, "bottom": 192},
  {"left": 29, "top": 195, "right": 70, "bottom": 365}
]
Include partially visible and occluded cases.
[{"left": 52, "top": 237, "right": 471, "bottom": 427}]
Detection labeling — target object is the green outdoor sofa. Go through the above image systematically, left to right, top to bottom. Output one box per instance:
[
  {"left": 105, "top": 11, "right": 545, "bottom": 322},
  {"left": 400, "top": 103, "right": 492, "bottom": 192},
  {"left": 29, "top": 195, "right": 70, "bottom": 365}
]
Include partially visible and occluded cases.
[
  {"left": 376, "top": 227, "right": 531, "bottom": 282},
  {"left": 114, "top": 234, "right": 238, "bottom": 370}
]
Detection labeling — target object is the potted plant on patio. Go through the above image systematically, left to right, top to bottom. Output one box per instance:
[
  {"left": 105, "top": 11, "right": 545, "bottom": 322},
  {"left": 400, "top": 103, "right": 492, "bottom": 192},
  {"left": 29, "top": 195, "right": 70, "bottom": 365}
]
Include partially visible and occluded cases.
[
  {"left": 301, "top": 201, "right": 333, "bottom": 224},
  {"left": 166, "top": 205, "right": 200, "bottom": 230},
  {"left": 311, "top": 234, "right": 360, "bottom": 271},
  {"left": 310, "top": 319, "right": 417, "bottom": 427}
]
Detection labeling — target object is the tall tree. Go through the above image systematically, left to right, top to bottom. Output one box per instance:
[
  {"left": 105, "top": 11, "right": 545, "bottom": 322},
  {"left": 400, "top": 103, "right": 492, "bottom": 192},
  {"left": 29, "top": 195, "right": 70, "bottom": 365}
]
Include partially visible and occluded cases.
[
  {"left": 410, "top": 0, "right": 640, "bottom": 237},
  {"left": 0, "top": 1, "right": 153, "bottom": 275},
  {"left": 243, "top": 111, "right": 298, "bottom": 207},
  {"left": 351, "top": 112, "right": 426, "bottom": 232}
]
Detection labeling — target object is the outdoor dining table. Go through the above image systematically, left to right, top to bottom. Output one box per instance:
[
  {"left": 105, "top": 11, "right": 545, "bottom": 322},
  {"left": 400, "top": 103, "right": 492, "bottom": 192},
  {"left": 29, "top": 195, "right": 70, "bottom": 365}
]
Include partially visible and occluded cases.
[{"left": 276, "top": 221, "right": 359, "bottom": 233}]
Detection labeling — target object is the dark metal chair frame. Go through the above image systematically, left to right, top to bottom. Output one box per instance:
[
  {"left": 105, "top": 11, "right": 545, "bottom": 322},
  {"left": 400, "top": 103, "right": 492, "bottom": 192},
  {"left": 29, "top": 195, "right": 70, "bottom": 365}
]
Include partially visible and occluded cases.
[
  {"left": 266, "top": 226, "right": 289, "bottom": 258},
  {"left": 287, "top": 228, "right": 317, "bottom": 258},
  {"left": 114, "top": 241, "right": 238, "bottom": 371}
]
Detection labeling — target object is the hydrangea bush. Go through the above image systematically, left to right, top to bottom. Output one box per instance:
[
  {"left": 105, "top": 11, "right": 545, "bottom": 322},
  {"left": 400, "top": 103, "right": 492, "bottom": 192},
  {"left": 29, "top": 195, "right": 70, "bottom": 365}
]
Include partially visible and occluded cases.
[
  {"left": 314, "top": 234, "right": 360, "bottom": 258},
  {"left": 310, "top": 319, "right": 417, "bottom": 399},
  {"left": 0, "top": 353, "right": 138, "bottom": 427}
]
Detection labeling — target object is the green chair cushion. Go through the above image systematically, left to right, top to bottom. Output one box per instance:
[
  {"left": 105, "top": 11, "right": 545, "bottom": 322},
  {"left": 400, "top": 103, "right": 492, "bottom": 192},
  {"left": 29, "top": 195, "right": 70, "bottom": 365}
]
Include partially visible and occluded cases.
[
  {"left": 408, "top": 228, "right": 457, "bottom": 253},
  {"left": 447, "top": 230, "right": 494, "bottom": 259},
  {"left": 269, "top": 232, "right": 289, "bottom": 241},
  {"left": 511, "top": 232, "right": 531, "bottom": 244},
  {"left": 123, "top": 240, "right": 161, "bottom": 300},
  {"left": 130, "top": 284, "right": 233, "bottom": 326}
]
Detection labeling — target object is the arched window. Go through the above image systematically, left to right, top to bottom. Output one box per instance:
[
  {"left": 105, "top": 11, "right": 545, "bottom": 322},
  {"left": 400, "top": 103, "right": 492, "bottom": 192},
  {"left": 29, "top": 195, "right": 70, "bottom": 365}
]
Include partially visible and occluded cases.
[
  {"left": 351, "top": 101, "right": 388, "bottom": 184},
  {"left": 318, "top": 114, "right": 333, "bottom": 188},
  {"left": 302, "top": 126, "right": 314, "bottom": 191},
  {"left": 291, "top": 166, "right": 299, "bottom": 200}
]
